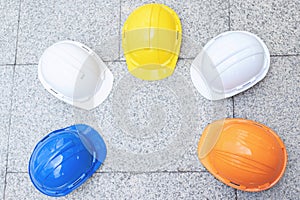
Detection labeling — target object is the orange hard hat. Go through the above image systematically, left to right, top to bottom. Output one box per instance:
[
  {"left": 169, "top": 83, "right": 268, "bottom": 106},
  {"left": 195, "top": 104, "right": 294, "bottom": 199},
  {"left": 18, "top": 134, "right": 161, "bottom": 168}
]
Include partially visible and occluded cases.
[{"left": 197, "top": 118, "right": 287, "bottom": 192}]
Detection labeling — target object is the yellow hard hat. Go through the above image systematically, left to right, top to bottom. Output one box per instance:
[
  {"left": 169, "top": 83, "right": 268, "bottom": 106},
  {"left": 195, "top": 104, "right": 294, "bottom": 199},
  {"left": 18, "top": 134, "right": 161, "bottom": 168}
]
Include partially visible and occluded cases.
[{"left": 122, "top": 4, "right": 182, "bottom": 80}]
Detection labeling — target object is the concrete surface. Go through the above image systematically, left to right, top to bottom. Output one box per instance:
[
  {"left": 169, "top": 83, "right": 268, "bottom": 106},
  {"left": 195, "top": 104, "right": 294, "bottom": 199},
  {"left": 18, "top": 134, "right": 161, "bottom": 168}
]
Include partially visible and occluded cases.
[
  {"left": 0, "top": 0, "right": 299, "bottom": 199},
  {"left": 0, "top": 1, "right": 19, "bottom": 64},
  {"left": 0, "top": 66, "right": 14, "bottom": 200}
]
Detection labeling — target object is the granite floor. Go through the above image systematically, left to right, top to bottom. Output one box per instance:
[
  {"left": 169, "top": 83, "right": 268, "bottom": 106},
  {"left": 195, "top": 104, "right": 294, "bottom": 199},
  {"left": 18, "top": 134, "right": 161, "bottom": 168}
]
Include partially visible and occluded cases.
[{"left": 0, "top": 0, "right": 299, "bottom": 199}]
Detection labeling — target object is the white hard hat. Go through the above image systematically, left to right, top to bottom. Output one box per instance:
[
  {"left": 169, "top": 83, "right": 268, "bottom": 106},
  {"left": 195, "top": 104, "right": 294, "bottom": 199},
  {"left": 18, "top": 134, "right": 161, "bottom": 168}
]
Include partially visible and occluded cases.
[
  {"left": 190, "top": 31, "right": 270, "bottom": 100},
  {"left": 38, "top": 40, "right": 114, "bottom": 110}
]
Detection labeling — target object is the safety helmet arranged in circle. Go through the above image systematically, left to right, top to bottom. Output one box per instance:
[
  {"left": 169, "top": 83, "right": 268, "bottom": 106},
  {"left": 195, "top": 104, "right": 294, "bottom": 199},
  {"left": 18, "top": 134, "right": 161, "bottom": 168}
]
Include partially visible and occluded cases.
[
  {"left": 122, "top": 3, "right": 182, "bottom": 80},
  {"left": 190, "top": 31, "right": 270, "bottom": 100},
  {"left": 38, "top": 40, "right": 114, "bottom": 110},
  {"left": 197, "top": 118, "right": 287, "bottom": 192},
  {"left": 28, "top": 124, "right": 107, "bottom": 197}
]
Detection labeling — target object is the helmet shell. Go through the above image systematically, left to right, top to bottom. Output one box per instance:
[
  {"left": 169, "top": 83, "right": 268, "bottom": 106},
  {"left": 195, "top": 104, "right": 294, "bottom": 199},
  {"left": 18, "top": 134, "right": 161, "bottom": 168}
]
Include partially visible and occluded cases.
[
  {"left": 122, "top": 4, "right": 182, "bottom": 80},
  {"left": 191, "top": 31, "right": 270, "bottom": 100},
  {"left": 38, "top": 40, "right": 113, "bottom": 110},
  {"left": 198, "top": 119, "right": 287, "bottom": 191},
  {"left": 29, "top": 124, "right": 107, "bottom": 197}
]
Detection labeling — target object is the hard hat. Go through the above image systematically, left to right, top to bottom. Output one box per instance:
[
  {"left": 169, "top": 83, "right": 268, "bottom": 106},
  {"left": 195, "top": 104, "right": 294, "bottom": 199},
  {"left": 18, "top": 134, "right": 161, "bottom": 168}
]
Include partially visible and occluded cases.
[
  {"left": 122, "top": 4, "right": 182, "bottom": 80},
  {"left": 190, "top": 31, "right": 270, "bottom": 100},
  {"left": 38, "top": 40, "right": 114, "bottom": 110},
  {"left": 197, "top": 118, "right": 287, "bottom": 192},
  {"left": 28, "top": 124, "right": 107, "bottom": 197}
]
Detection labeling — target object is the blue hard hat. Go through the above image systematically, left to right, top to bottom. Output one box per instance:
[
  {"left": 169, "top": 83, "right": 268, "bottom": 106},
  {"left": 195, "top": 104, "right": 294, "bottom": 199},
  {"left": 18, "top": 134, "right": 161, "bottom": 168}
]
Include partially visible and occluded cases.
[{"left": 28, "top": 124, "right": 107, "bottom": 197}]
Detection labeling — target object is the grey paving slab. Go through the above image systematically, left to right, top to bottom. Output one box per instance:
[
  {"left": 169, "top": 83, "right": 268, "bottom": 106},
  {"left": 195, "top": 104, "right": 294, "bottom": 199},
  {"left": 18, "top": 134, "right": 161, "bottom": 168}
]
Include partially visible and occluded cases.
[
  {"left": 0, "top": 0, "right": 19, "bottom": 64},
  {"left": 3, "top": 0, "right": 300, "bottom": 199},
  {"left": 16, "top": 0, "right": 120, "bottom": 64},
  {"left": 120, "top": 0, "right": 229, "bottom": 59},
  {"left": 121, "top": 0, "right": 166, "bottom": 21},
  {"left": 230, "top": 0, "right": 300, "bottom": 55},
  {"left": 234, "top": 56, "right": 300, "bottom": 199},
  {"left": 87, "top": 60, "right": 232, "bottom": 172},
  {"left": 6, "top": 61, "right": 232, "bottom": 174},
  {"left": 7, "top": 65, "right": 75, "bottom": 172},
  {"left": 0, "top": 66, "right": 14, "bottom": 199},
  {"left": 0, "top": 171, "right": 4, "bottom": 200},
  {"left": 4, "top": 172, "right": 54, "bottom": 200},
  {"left": 5, "top": 172, "right": 235, "bottom": 199}
]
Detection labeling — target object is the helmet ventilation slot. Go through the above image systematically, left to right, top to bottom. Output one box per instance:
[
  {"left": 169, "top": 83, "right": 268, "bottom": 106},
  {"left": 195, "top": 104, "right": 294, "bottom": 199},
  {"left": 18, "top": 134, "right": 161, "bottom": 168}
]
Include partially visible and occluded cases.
[
  {"left": 81, "top": 46, "right": 90, "bottom": 52},
  {"left": 241, "top": 81, "right": 252, "bottom": 88},
  {"left": 50, "top": 88, "right": 58, "bottom": 95},
  {"left": 253, "top": 123, "right": 263, "bottom": 128},
  {"left": 40, "top": 135, "right": 50, "bottom": 143},
  {"left": 70, "top": 174, "right": 85, "bottom": 188},
  {"left": 229, "top": 181, "right": 240, "bottom": 187}
]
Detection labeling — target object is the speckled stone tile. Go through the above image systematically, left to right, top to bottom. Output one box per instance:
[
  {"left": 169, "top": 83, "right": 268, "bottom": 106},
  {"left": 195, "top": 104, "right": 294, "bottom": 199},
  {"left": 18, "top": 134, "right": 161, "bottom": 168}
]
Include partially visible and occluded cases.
[
  {"left": 0, "top": 0, "right": 19, "bottom": 64},
  {"left": 16, "top": 0, "right": 120, "bottom": 64},
  {"left": 120, "top": 0, "right": 229, "bottom": 59},
  {"left": 121, "top": 0, "right": 166, "bottom": 22},
  {"left": 230, "top": 0, "right": 300, "bottom": 55},
  {"left": 234, "top": 56, "right": 300, "bottom": 199},
  {"left": 86, "top": 60, "right": 233, "bottom": 172},
  {"left": 5, "top": 61, "right": 230, "bottom": 173},
  {"left": 7, "top": 65, "right": 76, "bottom": 172},
  {"left": 0, "top": 66, "right": 14, "bottom": 199},
  {"left": 0, "top": 171, "right": 4, "bottom": 200},
  {"left": 5, "top": 172, "right": 235, "bottom": 199},
  {"left": 4, "top": 173, "right": 55, "bottom": 200}
]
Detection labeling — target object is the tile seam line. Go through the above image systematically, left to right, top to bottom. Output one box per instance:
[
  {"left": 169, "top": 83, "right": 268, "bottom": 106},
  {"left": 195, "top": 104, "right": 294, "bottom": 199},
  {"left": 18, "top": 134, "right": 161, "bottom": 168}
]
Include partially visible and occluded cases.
[
  {"left": 13, "top": 0, "right": 22, "bottom": 65},
  {"left": 118, "top": 0, "right": 121, "bottom": 60},
  {"left": 228, "top": 0, "right": 231, "bottom": 31},
  {"left": 3, "top": 1, "right": 21, "bottom": 198},
  {"left": 11, "top": 54, "right": 300, "bottom": 66},
  {"left": 270, "top": 54, "right": 300, "bottom": 57},
  {"left": 12, "top": 60, "right": 128, "bottom": 66},
  {"left": 0, "top": 64, "right": 15, "bottom": 67},
  {"left": 3, "top": 65, "right": 16, "bottom": 200},
  {"left": 232, "top": 96, "right": 235, "bottom": 118},
  {"left": 6, "top": 170, "right": 209, "bottom": 174},
  {"left": 95, "top": 170, "right": 210, "bottom": 174},
  {"left": 235, "top": 189, "right": 238, "bottom": 200}
]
